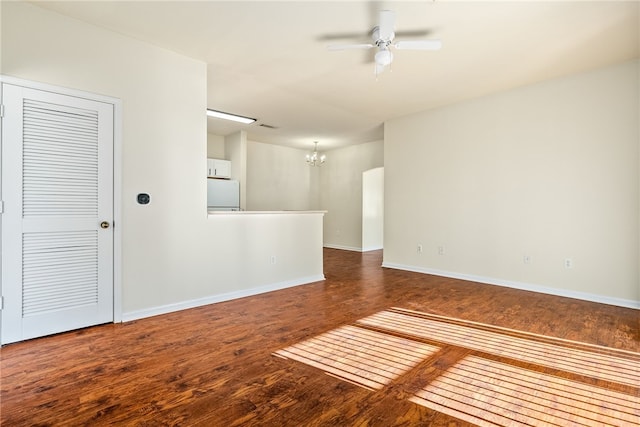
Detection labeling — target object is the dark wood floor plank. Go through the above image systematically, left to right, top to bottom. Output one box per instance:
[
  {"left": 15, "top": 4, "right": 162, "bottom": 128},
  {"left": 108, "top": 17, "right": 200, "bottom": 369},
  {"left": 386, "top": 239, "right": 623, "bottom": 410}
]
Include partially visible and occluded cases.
[{"left": 1, "top": 248, "right": 638, "bottom": 426}]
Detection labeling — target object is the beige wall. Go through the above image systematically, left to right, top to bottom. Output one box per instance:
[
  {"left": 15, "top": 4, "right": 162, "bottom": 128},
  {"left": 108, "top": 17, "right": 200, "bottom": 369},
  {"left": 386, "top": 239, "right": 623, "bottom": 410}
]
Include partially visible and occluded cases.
[
  {"left": 1, "top": 1, "right": 323, "bottom": 320},
  {"left": 384, "top": 60, "right": 639, "bottom": 307},
  {"left": 225, "top": 131, "right": 247, "bottom": 209},
  {"left": 207, "top": 133, "right": 225, "bottom": 159},
  {"left": 321, "top": 140, "right": 384, "bottom": 251},
  {"left": 246, "top": 141, "right": 314, "bottom": 211}
]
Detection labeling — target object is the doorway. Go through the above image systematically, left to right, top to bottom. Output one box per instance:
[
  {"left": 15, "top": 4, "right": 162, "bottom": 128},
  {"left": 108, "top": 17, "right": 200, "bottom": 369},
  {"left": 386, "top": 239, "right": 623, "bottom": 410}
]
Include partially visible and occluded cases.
[{"left": 362, "top": 167, "right": 384, "bottom": 251}]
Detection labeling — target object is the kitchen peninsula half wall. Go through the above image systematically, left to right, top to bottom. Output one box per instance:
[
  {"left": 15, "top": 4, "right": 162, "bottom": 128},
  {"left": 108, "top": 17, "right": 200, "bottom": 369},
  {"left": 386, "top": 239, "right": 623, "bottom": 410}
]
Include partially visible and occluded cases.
[
  {"left": 205, "top": 210, "right": 325, "bottom": 299},
  {"left": 123, "top": 211, "right": 325, "bottom": 321}
]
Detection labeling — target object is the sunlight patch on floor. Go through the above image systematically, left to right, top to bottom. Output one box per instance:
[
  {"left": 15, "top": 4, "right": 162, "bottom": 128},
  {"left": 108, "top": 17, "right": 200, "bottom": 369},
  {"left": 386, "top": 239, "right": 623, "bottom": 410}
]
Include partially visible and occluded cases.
[
  {"left": 275, "top": 307, "right": 640, "bottom": 425},
  {"left": 358, "top": 308, "right": 640, "bottom": 387},
  {"left": 274, "top": 324, "right": 439, "bottom": 390},
  {"left": 411, "top": 355, "right": 640, "bottom": 427}
]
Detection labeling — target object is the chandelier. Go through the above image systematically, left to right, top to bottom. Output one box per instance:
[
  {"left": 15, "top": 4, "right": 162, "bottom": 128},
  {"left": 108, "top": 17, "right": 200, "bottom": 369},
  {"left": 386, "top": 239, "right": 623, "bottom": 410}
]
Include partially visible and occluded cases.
[{"left": 306, "top": 141, "right": 326, "bottom": 166}]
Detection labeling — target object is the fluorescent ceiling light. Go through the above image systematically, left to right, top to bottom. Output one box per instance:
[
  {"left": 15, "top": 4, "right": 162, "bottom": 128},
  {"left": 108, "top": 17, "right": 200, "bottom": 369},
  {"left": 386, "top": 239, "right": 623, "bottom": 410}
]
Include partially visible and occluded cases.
[{"left": 206, "top": 109, "right": 256, "bottom": 124}]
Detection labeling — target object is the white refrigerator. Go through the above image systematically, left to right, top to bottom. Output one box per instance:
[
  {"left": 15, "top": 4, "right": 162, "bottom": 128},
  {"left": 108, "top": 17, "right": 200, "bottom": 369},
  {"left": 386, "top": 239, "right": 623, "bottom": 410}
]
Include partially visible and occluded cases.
[{"left": 207, "top": 179, "right": 240, "bottom": 211}]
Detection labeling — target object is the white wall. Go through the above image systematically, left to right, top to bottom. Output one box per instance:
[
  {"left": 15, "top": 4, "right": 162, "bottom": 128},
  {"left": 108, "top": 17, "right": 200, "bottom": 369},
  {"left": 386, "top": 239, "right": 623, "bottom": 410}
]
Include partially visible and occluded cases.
[
  {"left": 1, "top": 1, "right": 323, "bottom": 319},
  {"left": 384, "top": 60, "right": 639, "bottom": 307},
  {"left": 322, "top": 140, "right": 384, "bottom": 251},
  {"left": 246, "top": 141, "right": 314, "bottom": 211}
]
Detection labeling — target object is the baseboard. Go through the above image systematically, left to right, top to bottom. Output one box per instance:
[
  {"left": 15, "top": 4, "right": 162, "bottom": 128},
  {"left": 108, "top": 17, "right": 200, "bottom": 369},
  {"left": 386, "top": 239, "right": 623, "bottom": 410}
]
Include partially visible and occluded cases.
[
  {"left": 323, "top": 244, "right": 363, "bottom": 252},
  {"left": 362, "top": 245, "right": 383, "bottom": 252},
  {"left": 382, "top": 262, "right": 639, "bottom": 310},
  {"left": 122, "top": 274, "right": 326, "bottom": 322}
]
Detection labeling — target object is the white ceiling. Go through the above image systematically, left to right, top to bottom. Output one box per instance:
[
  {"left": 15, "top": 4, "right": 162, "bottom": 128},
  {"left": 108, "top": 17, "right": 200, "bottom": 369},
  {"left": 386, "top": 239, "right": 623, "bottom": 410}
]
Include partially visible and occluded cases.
[{"left": 31, "top": 1, "right": 639, "bottom": 151}]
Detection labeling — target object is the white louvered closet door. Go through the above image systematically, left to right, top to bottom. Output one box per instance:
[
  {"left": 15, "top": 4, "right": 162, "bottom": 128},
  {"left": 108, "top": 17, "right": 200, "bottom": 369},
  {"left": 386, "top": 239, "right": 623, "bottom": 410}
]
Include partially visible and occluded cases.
[{"left": 1, "top": 84, "right": 114, "bottom": 344}]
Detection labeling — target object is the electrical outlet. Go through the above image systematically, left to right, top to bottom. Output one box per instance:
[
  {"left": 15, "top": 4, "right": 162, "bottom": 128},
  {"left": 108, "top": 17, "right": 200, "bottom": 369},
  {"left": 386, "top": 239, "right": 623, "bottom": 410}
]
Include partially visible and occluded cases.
[
  {"left": 417, "top": 244, "right": 423, "bottom": 254},
  {"left": 438, "top": 246, "right": 445, "bottom": 255},
  {"left": 271, "top": 255, "right": 277, "bottom": 265},
  {"left": 523, "top": 255, "right": 532, "bottom": 264},
  {"left": 564, "top": 258, "right": 573, "bottom": 269}
]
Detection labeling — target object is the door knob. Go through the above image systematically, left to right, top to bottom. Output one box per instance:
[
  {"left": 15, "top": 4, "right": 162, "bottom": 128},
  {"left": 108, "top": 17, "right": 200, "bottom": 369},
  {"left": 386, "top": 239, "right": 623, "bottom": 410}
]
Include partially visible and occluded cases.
[{"left": 100, "top": 221, "right": 111, "bottom": 229}]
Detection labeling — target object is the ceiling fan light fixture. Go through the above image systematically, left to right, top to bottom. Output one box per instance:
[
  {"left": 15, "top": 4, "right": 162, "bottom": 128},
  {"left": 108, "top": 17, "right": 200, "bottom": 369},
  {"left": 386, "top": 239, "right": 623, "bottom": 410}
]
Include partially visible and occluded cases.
[
  {"left": 374, "top": 48, "right": 393, "bottom": 67},
  {"left": 206, "top": 109, "right": 256, "bottom": 124}
]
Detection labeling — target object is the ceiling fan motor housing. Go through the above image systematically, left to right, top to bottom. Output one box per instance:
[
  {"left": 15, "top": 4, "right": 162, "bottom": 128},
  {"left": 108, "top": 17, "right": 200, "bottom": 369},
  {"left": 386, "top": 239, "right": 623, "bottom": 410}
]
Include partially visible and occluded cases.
[{"left": 372, "top": 26, "right": 395, "bottom": 47}]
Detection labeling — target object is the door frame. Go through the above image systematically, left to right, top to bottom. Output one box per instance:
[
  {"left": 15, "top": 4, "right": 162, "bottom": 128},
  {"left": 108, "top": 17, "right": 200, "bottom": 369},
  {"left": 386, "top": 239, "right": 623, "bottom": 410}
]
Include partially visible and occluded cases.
[{"left": 0, "top": 75, "right": 123, "bottom": 328}]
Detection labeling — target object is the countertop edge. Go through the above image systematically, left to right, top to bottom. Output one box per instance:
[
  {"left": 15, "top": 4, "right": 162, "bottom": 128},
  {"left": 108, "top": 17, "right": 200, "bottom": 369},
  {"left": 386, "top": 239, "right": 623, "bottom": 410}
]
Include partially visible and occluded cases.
[{"left": 208, "top": 210, "right": 327, "bottom": 216}]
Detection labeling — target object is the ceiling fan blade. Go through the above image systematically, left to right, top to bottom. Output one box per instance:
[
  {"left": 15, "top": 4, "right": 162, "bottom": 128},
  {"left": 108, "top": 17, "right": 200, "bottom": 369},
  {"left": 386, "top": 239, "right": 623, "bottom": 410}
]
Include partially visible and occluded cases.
[
  {"left": 378, "top": 10, "right": 395, "bottom": 40},
  {"left": 394, "top": 29, "right": 431, "bottom": 38},
  {"left": 317, "top": 32, "right": 371, "bottom": 42},
  {"left": 394, "top": 39, "right": 442, "bottom": 50},
  {"left": 327, "top": 43, "right": 374, "bottom": 51}
]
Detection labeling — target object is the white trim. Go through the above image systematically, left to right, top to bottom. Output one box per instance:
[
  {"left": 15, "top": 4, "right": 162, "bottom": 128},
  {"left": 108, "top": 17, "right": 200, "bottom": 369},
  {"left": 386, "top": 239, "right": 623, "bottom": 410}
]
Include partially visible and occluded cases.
[
  {"left": 0, "top": 75, "right": 124, "bottom": 324},
  {"left": 0, "top": 75, "right": 119, "bottom": 105},
  {"left": 112, "top": 100, "right": 123, "bottom": 323},
  {"left": 324, "top": 244, "right": 363, "bottom": 252},
  {"left": 325, "top": 244, "right": 382, "bottom": 253},
  {"left": 382, "top": 262, "right": 640, "bottom": 310},
  {"left": 121, "top": 274, "right": 326, "bottom": 322}
]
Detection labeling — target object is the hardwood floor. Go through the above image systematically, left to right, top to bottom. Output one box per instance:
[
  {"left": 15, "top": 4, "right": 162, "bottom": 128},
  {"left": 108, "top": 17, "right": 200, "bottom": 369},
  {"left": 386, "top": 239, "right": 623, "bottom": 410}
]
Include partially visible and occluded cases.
[{"left": 1, "top": 248, "right": 638, "bottom": 426}]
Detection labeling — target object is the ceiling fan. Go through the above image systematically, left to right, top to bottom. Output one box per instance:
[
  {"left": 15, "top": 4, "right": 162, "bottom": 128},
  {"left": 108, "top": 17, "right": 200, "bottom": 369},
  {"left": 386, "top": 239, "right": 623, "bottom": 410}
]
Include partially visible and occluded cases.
[{"left": 328, "top": 10, "right": 442, "bottom": 75}]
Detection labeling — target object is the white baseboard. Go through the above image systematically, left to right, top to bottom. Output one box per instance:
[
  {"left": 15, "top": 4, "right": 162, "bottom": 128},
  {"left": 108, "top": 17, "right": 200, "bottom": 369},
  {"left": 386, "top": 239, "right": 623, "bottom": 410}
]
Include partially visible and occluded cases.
[
  {"left": 323, "top": 244, "right": 363, "bottom": 252},
  {"left": 362, "top": 245, "right": 383, "bottom": 252},
  {"left": 382, "top": 262, "right": 639, "bottom": 310},
  {"left": 122, "top": 274, "right": 326, "bottom": 322}
]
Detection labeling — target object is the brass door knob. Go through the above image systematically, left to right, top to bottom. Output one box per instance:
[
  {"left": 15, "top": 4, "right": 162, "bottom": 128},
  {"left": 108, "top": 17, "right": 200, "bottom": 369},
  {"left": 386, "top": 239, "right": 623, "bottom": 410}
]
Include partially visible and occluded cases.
[{"left": 100, "top": 221, "right": 110, "bottom": 229}]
